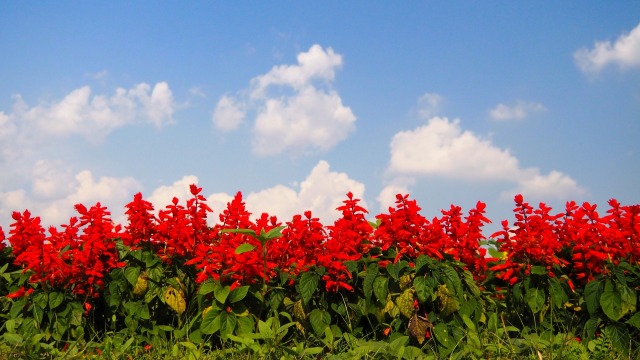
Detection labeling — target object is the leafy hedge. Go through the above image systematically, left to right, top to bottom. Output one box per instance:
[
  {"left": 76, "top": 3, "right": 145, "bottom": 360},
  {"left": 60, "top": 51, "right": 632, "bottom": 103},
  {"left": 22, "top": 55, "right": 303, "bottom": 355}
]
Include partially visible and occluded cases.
[{"left": 1, "top": 185, "right": 639, "bottom": 359}]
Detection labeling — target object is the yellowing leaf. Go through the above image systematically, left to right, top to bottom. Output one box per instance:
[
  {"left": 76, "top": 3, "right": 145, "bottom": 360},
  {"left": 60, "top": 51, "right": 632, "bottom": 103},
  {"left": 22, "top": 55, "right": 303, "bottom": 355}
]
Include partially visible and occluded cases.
[
  {"left": 133, "top": 273, "right": 148, "bottom": 296},
  {"left": 165, "top": 286, "right": 186, "bottom": 315}
]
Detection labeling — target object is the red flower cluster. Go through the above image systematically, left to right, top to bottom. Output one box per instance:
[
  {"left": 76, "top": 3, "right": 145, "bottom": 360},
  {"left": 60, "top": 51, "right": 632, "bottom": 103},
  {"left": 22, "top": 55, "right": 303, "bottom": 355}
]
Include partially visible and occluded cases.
[
  {"left": 7, "top": 184, "right": 635, "bottom": 299},
  {"left": 373, "top": 194, "right": 490, "bottom": 280},
  {"left": 491, "top": 195, "right": 640, "bottom": 285},
  {"left": 8, "top": 204, "right": 123, "bottom": 299}
]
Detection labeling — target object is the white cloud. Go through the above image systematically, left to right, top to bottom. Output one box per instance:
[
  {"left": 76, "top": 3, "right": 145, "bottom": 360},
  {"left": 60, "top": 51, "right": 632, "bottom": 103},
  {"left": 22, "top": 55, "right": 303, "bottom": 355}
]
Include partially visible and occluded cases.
[
  {"left": 574, "top": 22, "right": 640, "bottom": 74},
  {"left": 213, "top": 44, "right": 356, "bottom": 156},
  {"left": 250, "top": 44, "right": 343, "bottom": 98},
  {"left": 10, "top": 82, "right": 176, "bottom": 142},
  {"left": 252, "top": 87, "right": 356, "bottom": 156},
  {"left": 417, "top": 93, "right": 444, "bottom": 119},
  {"left": 212, "top": 95, "right": 246, "bottom": 132},
  {"left": 489, "top": 100, "right": 546, "bottom": 121},
  {"left": 385, "top": 117, "right": 584, "bottom": 201},
  {"left": 389, "top": 117, "right": 521, "bottom": 181},
  {"left": 203, "top": 160, "right": 365, "bottom": 224},
  {"left": 246, "top": 160, "right": 366, "bottom": 223},
  {"left": 0, "top": 164, "right": 141, "bottom": 227},
  {"left": 502, "top": 170, "right": 585, "bottom": 201},
  {"left": 148, "top": 175, "right": 200, "bottom": 213},
  {"left": 377, "top": 177, "right": 415, "bottom": 212}
]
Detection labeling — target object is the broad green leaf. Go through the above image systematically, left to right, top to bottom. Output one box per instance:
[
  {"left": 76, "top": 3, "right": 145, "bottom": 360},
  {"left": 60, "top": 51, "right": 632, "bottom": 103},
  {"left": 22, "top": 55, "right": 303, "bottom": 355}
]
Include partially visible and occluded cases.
[
  {"left": 235, "top": 243, "right": 255, "bottom": 255},
  {"left": 387, "top": 260, "right": 407, "bottom": 280},
  {"left": 363, "top": 264, "right": 379, "bottom": 302},
  {"left": 530, "top": 265, "right": 547, "bottom": 275},
  {"left": 124, "top": 266, "right": 141, "bottom": 286},
  {"left": 441, "top": 266, "right": 462, "bottom": 296},
  {"left": 462, "top": 270, "right": 481, "bottom": 297},
  {"left": 298, "top": 272, "right": 319, "bottom": 304},
  {"left": 373, "top": 276, "right": 388, "bottom": 304},
  {"left": 413, "top": 276, "right": 431, "bottom": 303},
  {"left": 548, "top": 278, "right": 568, "bottom": 309},
  {"left": 198, "top": 280, "right": 218, "bottom": 295},
  {"left": 584, "top": 280, "right": 603, "bottom": 316},
  {"left": 601, "top": 280, "right": 623, "bottom": 321},
  {"left": 619, "top": 284, "right": 637, "bottom": 316},
  {"left": 215, "top": 285, "right": 231, "bottom": 304},
  {"left": 228, "top": 285, "right": 250, "bottom": 303},
  {"left": 525, "top": 287, "right": 545, "bottom": 314},
  {"left": 48, "top": 292, "right": 65, "bottom": 310},
  {"left": 309, "top": 308, "right": 331, "bottom": 336},
  {"left": 200, "top": 311, "right": 221, "bottom": 335},
  {"left": 219, "top": 312, "right": 237, "bottom": 337},
  {"left": 626, "top": 312, "right": 640, "bottom": 329},
  {"left": 236, "top": 316, "right": 255, "bottom": 335},
  {"left": 258, "top": 318, "right": 275, "bottom": 338},
  {"left": 433, "top": 323, "right": 454, "bottom": 349},
  {"left": 3, "top": 333, "right": 23, "bottom": 345}
]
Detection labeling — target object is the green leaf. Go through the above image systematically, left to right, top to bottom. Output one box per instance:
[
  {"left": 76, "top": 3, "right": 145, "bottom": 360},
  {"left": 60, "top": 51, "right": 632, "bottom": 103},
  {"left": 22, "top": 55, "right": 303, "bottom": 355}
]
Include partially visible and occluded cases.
[
  {"left": 265, "top": 225, "right": 286, "bottom": 239},
  {"left": 221, "top": 228, "right": 256, "bottom": 236},
  {"left": 235, "top": 243, "right": 255, "bottom": 255},
  {"left": 387, "top": 260, "right": 407, "bottom": 280},
  {"left": 363, "top": 264, "right": 379, "bottom": 302},
  {"left": 530, "top": 265, "right": 547, "bottom": 275},
  {"left": 124, "top": 266, "right": 141, "bottom": 286},
  {"left": 441, "top": 266, "right": 462, "bottom": 296},
  {"left": 462, "top": 270, "right": 481, "bottom": 297},
  {"left": 298, "top": 272, "right": 319, "bottom": 304},
  {"left": 373, "top": 276, "right": 388, "bottom": 304},
  {"left": 413, "top": 276, "right": 431, "bottom": 303},
  {"left": 548, "top": 277, "right": 568, "bottom": 309},
  {"left": 198, "top": 280, "right": 218, "bottom": 296},
  {"left": 584, "top": 280, "right": 603, "bottom": 316},
  {"left": 601, "top": 280, "right": 623, "bottom": 321},
  {"left": 619, "top": 284, "right": 637, "bottom": 316},
  {"left": 215, "top": 285, "right": 231, "bottom": 304},
  {"left": 228, "top": 286, "right": 250, "bottom": 303},
  {"left": 525, "top": 287, "right": 545, "bottom": 314},
  {"left": 48, "top": 292, "right": 65, "bottom": 310},
  {"left": 309, "top": 308, "right": 331, "bottom": 336},
  {"left": 201, "top": 312, "right": 221, "bottom": 335},
  {"left": 219, "top": 312, "right": 237, "bottom": 337},
  {"left": 626, "top": 312, "right": 640, "bottom": 329},
  {"left": 236, "top": 316, "right": 255, "bottom": 335},
  {"left": 433, "top": 323, "right": 454, "bottom": 349},
  {"left": 3, "top": 333, "right": 23, "bottom": 345}
]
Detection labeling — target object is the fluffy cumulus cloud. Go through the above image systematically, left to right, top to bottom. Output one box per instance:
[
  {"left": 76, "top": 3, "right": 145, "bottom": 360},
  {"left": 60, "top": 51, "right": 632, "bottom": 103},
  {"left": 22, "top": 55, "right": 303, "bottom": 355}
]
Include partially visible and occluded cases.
[
  {"left": 574, "top": 22, "right": 640, "bottom": 74},
  {"left": 212, "top": 44, "right": 356, "bottom": 156},
  {"left": 0, "top": 82, "right": 176, "bottom": 230},
  {"left": 9, "top": 82, "right": 175, "bottom": 142},
  {"left": 489, "top": 100, "right": 546, "bottom": 121},
  {"left": 386, "top": 117, "right": 585, "bottom": 200},
  {"left": 202, "top": 161, "right": 365, "bottom": 224},
  {"left": 0, "top": 162, "right": 141, "bottom": 227},
  {"left": 147, "top": 175, "right": 201, "bottom": 213}
]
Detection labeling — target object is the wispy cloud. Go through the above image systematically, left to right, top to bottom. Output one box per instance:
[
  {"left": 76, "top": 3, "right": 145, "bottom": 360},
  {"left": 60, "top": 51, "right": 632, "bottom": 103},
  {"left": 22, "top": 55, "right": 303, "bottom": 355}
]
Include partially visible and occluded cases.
[
  {"left": 574, "top": 22, "right": 640, "bottom": 74},
  {"left": 212, "top": 44, "right": 356, "bottom": 156},
  {"left": 416, "top": 93, "right": 444, "bottom": 119},
  {"left": 489, "top": 100, "right": 546, "bottom": 121}
]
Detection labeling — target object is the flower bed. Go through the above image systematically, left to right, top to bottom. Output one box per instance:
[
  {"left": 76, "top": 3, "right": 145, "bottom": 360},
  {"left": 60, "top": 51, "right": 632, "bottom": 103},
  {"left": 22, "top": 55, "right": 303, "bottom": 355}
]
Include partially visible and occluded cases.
[{"left": 1, "top": 185, "right": 639, "bottom": 358}]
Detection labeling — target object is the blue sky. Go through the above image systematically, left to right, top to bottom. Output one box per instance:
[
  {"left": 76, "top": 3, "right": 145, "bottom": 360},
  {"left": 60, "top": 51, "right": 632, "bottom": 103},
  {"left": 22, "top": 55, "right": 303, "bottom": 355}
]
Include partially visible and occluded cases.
[{"left": 1, "top": 2, "right": 639, "bottom": 233}]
